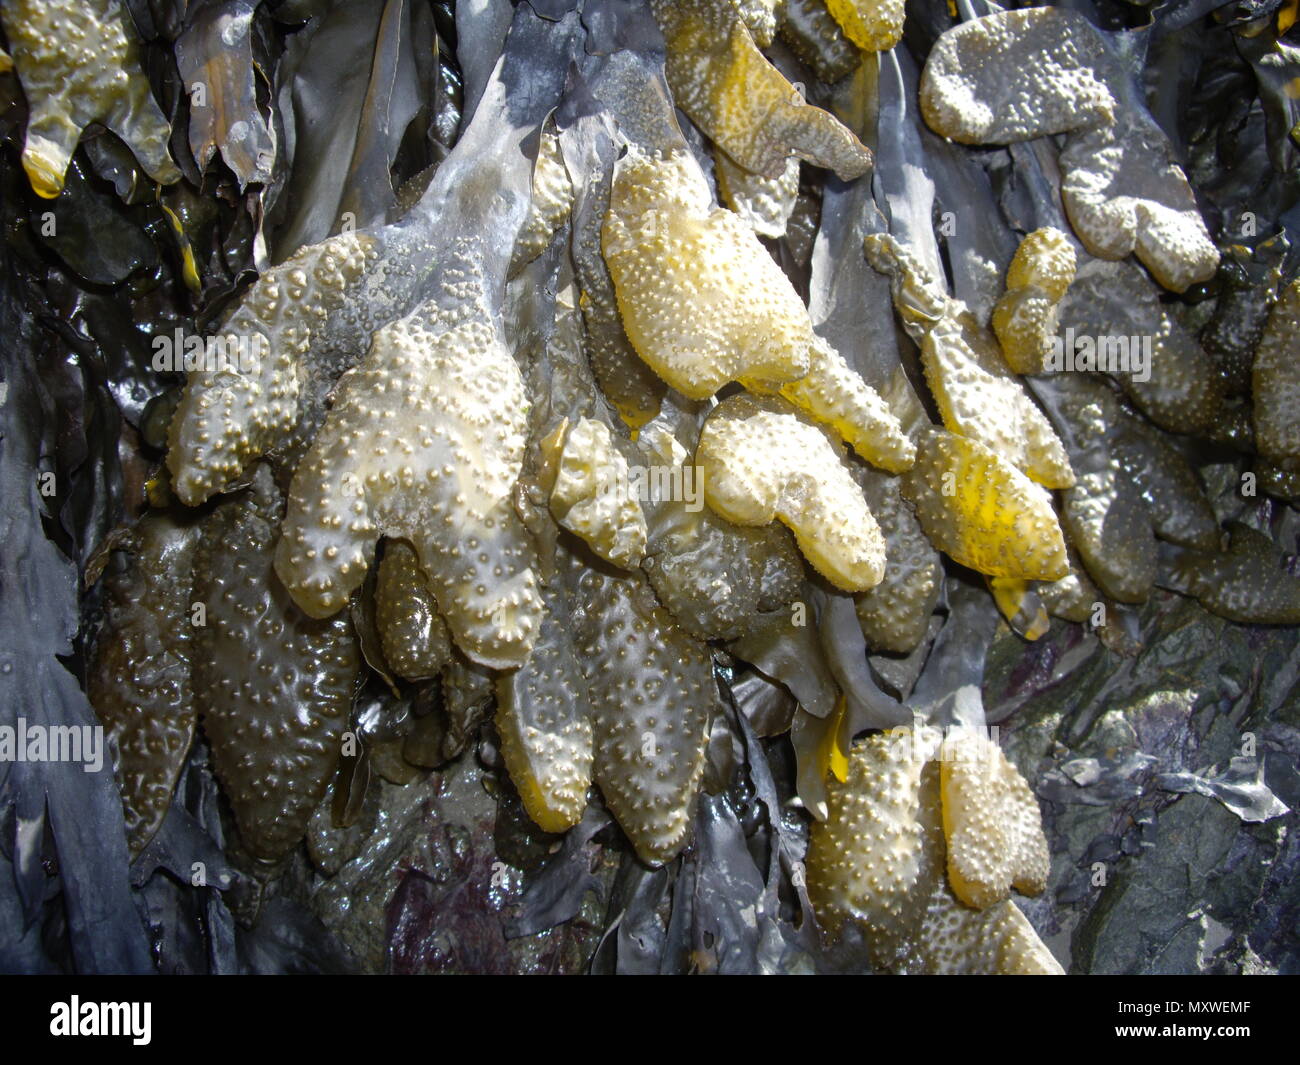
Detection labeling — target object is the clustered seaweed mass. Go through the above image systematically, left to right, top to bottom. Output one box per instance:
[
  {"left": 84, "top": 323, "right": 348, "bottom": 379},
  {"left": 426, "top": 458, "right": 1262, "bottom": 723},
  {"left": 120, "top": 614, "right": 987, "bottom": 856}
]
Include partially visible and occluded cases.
[{"left": 6, "top": 0, "right": 1300, "bottom": 972}]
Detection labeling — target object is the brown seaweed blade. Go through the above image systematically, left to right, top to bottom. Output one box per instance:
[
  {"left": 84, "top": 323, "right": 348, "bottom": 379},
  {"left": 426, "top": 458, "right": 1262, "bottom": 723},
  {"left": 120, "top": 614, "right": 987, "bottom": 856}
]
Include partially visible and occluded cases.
[
  {"left": 1, "top": 0, "right": 180, "bottom": 197},
  {"left": 27, "top": 0, "right": 1299, "bottom": 976},
  {"left": 651, "top": 0, "right": 873, "bottom": 181},
  {"left": 779, "top": 0, "right": 859, "bottom": 83},
  {"left": 826, "top": 0, "right": 905, "bottom": 51},
  {"left": 168, "top": 6, "right": 586, "bottom": 507},
  {"left": 919, "top": 8, "right": 1217, "bottom": 293},
  {"left": 556, "top": 90, "right": 668, "bottom": 431},
  {"left": 603, "top": 147, "right": 815, "bottom": 399},
  {"left": 865, "top": 233, "right": 1073, "bottom": 489},
  {"left": 273, "top": 252, "right": 544, "bottom": 670},
  {"left": 1055, "top": 257, "right": 1223, "bottom": 435},
  {"left": 1253, "top": 278, "right": 1300, "bottom": 470},
  {"left": 696, "top": 393, "right": 888, "bottom": 592},
  {"left": 1110, "top": 418, "right": 1219, "bottom": 552},
  {"left": 900, "top": 428, "right": 1069, "bottom": 582},
  {"left": 194, "top": 465, "right": 359, "bottom": 863},
  {"left": 852, "top": 466, "right": 942, "bottom": 655},
  {"left": 644, "top": 487, "right": 804, "bottom": 643},
  {"left": 88, "top": 514, "right": 203, "bottom": 856},
  {"left": 1162, "top": 523, "right": 1300, "bottom": 625},
  {"left": 374, "top": 539, "right": 452, "bottom": 682},
  {"left": 572, "top": 561, "right": 713, "bottom": 866},
  {"left": 495, "top": 565, "right": 596, "bottom": 835},
  {"left": 807, "top": 730, "right": 1061, "bottom": 973},
  {"left": 939, "top": 730, "right": 1050, "bottom": 910},
  {"left": 805, "top": 731, "right": 941, "bottom": 967}
]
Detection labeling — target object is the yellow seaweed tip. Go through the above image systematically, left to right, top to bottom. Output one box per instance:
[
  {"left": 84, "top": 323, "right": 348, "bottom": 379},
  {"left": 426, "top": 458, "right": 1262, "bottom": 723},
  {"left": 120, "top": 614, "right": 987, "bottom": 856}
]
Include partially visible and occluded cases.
[{"left": 696, "top": 394, "right": 887, "bottom": 592}]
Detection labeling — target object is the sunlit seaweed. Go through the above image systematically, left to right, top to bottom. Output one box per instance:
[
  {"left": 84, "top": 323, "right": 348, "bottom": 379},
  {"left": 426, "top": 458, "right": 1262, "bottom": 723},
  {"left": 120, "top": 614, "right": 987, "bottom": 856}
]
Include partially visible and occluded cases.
[{"left": 50, "top": 0, "right": 1300, "bottom": 976}]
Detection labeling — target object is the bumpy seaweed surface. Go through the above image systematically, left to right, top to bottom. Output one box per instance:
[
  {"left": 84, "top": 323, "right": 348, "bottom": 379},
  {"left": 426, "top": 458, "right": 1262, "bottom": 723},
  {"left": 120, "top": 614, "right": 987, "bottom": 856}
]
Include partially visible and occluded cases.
[{"left": 1, "top": 0, "right": 1299, "bottom": 974}]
